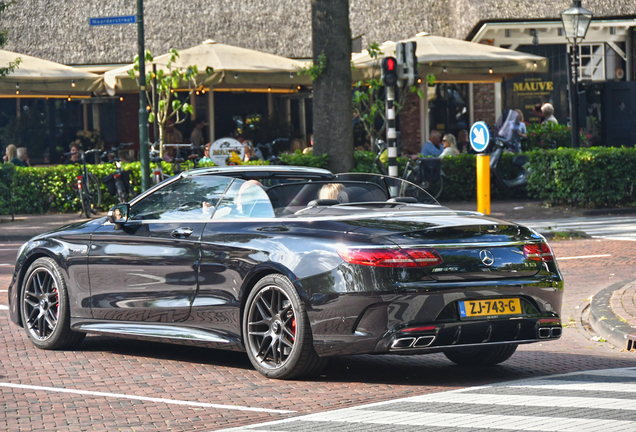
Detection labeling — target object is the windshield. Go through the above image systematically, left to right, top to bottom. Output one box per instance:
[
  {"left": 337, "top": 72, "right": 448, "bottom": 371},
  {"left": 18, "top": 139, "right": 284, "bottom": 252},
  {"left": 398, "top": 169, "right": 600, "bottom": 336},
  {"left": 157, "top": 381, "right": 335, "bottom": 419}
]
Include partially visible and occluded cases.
[{"left": 334, "top": 173, "right": 439, "bottom": 205}]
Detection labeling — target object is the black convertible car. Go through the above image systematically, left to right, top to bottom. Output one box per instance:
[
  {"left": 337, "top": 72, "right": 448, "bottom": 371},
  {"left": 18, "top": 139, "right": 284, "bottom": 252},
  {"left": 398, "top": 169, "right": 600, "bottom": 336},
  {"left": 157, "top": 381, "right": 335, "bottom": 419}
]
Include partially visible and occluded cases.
[{"left": 8, "top": 166, "right": 563, "bottom": 379}]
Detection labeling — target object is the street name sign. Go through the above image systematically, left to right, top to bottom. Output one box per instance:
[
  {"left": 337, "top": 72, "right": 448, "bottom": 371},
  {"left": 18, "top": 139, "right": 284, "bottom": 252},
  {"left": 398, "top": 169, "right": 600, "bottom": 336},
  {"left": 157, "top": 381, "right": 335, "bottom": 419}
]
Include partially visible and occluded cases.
[
  {"left": 89, "top": 16, "right": 137, "bottom": 26},
  {"left": 469, "top": 121, "right": 490, "bottom": 153}
]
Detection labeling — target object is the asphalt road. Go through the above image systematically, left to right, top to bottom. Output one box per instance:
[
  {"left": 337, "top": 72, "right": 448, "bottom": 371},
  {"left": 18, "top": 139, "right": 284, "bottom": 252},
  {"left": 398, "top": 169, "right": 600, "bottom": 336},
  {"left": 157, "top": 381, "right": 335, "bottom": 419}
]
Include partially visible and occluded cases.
[{"left": 1, "top": 237, "right": 635, "bottom": 431}]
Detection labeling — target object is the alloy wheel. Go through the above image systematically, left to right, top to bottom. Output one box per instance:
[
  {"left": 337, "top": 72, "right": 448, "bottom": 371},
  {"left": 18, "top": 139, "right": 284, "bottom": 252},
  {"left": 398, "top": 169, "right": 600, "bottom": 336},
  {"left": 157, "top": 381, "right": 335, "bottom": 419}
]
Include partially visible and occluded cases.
[
  {"left": 23, "top": 268, "right": 59, "bottom": 341},
  {"left": 247, "top": 286, "right": 297, "bottom": 369}
]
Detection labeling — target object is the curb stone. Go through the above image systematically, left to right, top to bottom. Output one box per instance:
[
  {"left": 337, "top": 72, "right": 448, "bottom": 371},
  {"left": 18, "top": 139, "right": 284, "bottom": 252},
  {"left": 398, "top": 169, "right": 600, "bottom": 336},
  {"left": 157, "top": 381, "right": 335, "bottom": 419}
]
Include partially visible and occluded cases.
[{"left": 589, "top": 277, "right": 636, "bottom": 351}]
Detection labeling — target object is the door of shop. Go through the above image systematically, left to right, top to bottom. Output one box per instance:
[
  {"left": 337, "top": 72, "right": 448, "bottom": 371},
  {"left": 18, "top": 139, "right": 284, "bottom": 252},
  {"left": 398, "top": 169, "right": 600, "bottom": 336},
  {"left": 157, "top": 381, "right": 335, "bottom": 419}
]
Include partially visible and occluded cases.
[{"left": 603, "top": 81, "right": 636, "bottom": 147}]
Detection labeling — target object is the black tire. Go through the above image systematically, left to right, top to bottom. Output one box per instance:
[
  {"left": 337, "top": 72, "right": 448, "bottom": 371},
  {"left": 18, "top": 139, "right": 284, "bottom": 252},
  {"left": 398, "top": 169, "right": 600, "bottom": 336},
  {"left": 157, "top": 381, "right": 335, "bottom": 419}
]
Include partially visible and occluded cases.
[
  {"left": 87, "top": 173, "right": 102, "bottom": 214},
  {"left": 20, "top": 257, "right": 86, "bottom": 350},
  {"left": 243, "top": 274, "right": 327, "bottom": 379},
  {"left": 443, "top": 344, "right": 518, "bottom": 366}
]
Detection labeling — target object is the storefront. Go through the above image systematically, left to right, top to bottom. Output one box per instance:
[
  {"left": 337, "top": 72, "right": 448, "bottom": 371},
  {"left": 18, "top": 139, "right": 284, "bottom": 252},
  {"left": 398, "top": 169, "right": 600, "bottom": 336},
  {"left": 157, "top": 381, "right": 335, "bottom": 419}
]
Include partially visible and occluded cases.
[{"left": 468, "top": 17, "right": 636, "bottom": 146}]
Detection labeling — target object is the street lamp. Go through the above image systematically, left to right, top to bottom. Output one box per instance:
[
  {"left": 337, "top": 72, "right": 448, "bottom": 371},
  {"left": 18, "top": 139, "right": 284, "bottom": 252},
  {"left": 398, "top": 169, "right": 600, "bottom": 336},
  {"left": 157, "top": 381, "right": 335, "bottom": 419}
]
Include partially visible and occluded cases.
[{"left": 561, "top": 0, "right": 593, "bottom": 148}]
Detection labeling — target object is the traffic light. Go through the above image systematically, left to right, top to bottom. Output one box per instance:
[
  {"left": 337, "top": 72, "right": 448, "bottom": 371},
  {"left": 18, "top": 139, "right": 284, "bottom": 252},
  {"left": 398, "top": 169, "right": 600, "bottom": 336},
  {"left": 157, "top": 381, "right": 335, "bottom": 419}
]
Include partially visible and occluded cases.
[
  {"left": 396, "top": 42, "right": 418, "bottom": 87},
  {"left": 381, "top": 57, "right": 398, "bottom": 87}
]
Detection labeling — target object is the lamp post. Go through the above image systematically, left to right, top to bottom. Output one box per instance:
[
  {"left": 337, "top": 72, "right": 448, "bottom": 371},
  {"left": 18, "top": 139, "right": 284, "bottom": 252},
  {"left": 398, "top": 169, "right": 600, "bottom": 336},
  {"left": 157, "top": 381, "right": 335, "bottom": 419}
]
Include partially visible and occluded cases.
[
  {"left": 138, "top": 0, "right": 150, "bottom": 191},
  {"left": 561, "top": 0, "right": 593, "bottom": 148}
]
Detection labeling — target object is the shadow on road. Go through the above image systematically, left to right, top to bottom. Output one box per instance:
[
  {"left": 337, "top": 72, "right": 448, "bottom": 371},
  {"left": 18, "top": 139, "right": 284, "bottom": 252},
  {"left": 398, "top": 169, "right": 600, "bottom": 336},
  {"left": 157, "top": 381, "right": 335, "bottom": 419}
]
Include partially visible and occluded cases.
[{"left": 77, "top": 334, "right": 635, "bottom": 388}]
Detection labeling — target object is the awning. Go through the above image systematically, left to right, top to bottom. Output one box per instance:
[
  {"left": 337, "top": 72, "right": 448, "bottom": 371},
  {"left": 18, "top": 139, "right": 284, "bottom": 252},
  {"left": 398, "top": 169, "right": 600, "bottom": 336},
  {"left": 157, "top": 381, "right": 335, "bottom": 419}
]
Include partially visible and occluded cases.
[
  {"left": 352, "top": 32, "right": 548, "bottom": 83},
  {"left": 103, "top": 40, "right": 311, "bottom": 95},
  {"left": 0, "top": 49, "right": 102, "bottom": 95}
]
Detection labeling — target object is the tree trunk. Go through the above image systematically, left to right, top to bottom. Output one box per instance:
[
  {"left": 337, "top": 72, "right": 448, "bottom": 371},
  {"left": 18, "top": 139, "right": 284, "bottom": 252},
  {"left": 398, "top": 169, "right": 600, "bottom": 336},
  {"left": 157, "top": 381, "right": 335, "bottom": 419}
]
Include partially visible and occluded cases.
[{"left": 311, "top": 0, "right": 353, "bottom": 173}]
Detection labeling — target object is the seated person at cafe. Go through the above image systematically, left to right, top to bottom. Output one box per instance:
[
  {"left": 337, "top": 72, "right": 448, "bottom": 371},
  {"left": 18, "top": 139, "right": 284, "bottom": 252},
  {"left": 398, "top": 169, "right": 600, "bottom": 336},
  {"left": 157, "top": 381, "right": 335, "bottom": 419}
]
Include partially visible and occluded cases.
[{"left": 65, "top": 144, "right": 82, "bottom": 164}]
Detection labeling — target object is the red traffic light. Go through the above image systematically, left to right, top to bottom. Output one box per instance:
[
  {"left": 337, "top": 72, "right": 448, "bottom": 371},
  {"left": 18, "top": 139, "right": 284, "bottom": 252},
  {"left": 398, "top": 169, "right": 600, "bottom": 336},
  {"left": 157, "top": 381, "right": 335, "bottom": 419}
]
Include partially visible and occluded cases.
[{"left": 381, "top": 57, "right": 398, "bottom": 87}]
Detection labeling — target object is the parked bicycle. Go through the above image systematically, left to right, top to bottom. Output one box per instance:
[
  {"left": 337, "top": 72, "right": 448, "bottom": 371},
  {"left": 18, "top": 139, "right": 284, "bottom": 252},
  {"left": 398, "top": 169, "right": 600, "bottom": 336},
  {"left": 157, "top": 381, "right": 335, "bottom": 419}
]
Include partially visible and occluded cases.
[
  {"left": 374, "top": 140, "right": 444, "bottom": 200},
  {"left": 149, "top": 142, "right": 201, "bottom": 185},
  {"left": 101, "top": 143, "right": 135, "bottom": 203},
  {"left": 64, "top": 148, "right": 103, "bottom": 218}
]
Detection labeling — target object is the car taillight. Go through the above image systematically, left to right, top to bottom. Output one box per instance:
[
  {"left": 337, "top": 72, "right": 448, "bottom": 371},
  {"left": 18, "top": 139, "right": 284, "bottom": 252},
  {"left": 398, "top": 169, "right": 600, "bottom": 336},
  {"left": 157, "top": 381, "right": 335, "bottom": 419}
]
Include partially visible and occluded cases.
[
  {"left": 523, "top": 242, "right": 554, "bottom": 262},
  {"left": 338, "top": 247, "right": 442, "bottom": 268}
]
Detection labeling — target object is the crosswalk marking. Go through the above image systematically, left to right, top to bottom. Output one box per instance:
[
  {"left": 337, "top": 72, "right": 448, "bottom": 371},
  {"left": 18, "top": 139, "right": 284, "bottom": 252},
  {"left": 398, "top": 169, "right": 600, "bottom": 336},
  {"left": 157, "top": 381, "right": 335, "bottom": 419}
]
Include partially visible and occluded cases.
[
  {"left": 521, "top": 216, "right": 636, "bottom": 241},
  {"left": 220, "top": 367, "right": 636, "bottom": 432},
  {"left": 405, "top": 392, "right": 636, "bottom": 410}
]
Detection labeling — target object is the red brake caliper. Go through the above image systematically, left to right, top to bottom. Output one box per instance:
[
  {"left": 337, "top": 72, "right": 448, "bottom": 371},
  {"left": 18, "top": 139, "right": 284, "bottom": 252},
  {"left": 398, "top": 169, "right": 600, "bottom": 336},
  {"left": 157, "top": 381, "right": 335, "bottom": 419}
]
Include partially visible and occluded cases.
[
  {"left": 52, "top": 288, "right": 59, "bottom": 318},
  {"left": 291, "top": 318, "right": 296, "bottom": 340}
]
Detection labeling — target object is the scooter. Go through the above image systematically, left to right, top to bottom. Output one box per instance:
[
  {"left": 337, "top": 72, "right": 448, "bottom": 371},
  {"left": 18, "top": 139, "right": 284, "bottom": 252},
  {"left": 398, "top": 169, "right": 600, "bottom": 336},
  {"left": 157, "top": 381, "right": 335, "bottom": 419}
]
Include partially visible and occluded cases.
[{"left": 489, "top": 137, "right": 530, "bottom": 192}]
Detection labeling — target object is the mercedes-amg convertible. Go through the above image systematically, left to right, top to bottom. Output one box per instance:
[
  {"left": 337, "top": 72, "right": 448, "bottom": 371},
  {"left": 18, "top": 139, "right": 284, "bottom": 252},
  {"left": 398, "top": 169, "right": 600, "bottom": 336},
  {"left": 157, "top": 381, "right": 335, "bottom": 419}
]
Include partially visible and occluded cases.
[{"left": 8, "top": 166, "right": 563, "bottom": 379}]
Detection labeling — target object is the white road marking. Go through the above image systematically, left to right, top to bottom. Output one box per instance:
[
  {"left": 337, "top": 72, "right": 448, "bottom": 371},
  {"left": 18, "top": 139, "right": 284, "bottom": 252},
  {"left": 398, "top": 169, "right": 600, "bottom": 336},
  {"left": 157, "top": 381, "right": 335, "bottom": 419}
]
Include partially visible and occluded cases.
[
  {"left": 524, "top": 217, "right": 636, "bottom": 242},
  {"left": 0, "top": 244, "right": 22, "bottom": 247},
  {"left": 0, "top": 248, "right": 19, "bottom": 251},
  {"left": 557, "top": 254, "right": 612, "bottom": 260},
  {"left": 0, "top": 263, "right": 13, "bottom": 266},
  {"left": 0, "top": 290, "right": 7, "bottom": 292},
  {"left": 0, "top": 305, "right": 8, "bottom": 310},
  {"left": 220, "top": 367, "right": 636, "bottom": 432},
  {"left": 509, "top": 381, "right": 636, "bottom": 393},
  {"left": 0, "top": 382, "right": 295, "bottom": 414},
  {"left": 408, "top": 392, "right": 636, "bottom": 410},
  {"left": 292, "top": 410, "right": 636, "bottom": 431}
]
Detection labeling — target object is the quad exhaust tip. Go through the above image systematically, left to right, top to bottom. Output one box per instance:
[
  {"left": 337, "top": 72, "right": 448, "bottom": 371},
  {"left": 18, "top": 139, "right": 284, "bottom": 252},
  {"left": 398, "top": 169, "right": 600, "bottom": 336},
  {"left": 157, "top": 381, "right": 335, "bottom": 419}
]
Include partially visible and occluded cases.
[
  {"left": 538, "top": 326, "right": 561, "bottom": 339},
  {"left": 391, "top": 335, "right": 436, "bottom": 350}
]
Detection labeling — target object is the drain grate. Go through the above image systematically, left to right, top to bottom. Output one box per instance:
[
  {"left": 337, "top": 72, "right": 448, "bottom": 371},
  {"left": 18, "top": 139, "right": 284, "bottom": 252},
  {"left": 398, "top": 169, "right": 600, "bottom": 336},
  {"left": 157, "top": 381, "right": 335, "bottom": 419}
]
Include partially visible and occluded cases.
[{"left": 627, "top": 334, "right": 636, "bottom": 352}]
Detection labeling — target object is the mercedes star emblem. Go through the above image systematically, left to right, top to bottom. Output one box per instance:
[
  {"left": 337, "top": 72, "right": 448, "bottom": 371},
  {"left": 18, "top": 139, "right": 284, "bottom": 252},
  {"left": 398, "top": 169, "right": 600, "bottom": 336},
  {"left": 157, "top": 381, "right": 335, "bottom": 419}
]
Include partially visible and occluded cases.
[{"left": 479, "top": 250, "right": 495, "bottom": 266}]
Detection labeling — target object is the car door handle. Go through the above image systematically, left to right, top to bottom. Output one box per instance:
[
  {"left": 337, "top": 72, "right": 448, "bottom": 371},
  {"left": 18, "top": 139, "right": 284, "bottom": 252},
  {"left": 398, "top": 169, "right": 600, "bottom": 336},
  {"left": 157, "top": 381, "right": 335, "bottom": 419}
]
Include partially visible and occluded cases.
[{"left": 171, "top": 227, "right": 194, "bottom": 239}]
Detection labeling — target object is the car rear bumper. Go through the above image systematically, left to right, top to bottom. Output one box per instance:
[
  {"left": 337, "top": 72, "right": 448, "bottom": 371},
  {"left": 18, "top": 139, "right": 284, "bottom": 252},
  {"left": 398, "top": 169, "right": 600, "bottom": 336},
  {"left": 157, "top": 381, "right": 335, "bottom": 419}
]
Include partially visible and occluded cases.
[
  {"left": 305, "top": 281, "right": 563, "bottom": 357},
  {"left": 312, "top": 315, "right": 561, "bottom": 356}
]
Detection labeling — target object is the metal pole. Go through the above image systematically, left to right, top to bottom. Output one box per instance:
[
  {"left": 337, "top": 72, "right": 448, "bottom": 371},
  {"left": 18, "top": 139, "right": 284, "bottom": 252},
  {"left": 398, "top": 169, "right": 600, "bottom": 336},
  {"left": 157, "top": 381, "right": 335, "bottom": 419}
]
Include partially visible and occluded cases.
[
  {"left": 138, "top": 0, "right": 150, "bottom": 191},
  {"left": 573, "top": 40, "right": 580, "bottom": 148},
  {"left": 569, "top": 41, "right": 580, "bottom": 148},
  {"left": 152, "top": 63, "right": 159, "bottom": 145},
  {"left": 385, "top": 86, "right": 398, "bottom": 196},
  {"left": 386, "top": 86, "right": 397, "bottom": 177}
]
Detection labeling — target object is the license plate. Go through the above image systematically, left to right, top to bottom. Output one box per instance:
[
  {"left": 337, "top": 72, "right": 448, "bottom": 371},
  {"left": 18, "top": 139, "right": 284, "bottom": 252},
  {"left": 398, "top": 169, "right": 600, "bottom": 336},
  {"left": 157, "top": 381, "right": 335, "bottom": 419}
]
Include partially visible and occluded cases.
[{"left": 459, "top": 298, "right": 522, "bottom": 318}]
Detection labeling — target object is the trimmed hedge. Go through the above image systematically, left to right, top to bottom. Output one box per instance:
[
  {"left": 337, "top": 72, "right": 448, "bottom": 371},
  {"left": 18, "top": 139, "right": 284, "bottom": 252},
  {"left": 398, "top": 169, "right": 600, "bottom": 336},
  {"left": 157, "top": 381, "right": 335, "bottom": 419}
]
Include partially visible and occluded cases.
[
  {"left": 1, "top": 147, "right": 635, "bottom": 214},
  {"left": 527, "top": 147, "right": 636, "bottom": 208}
]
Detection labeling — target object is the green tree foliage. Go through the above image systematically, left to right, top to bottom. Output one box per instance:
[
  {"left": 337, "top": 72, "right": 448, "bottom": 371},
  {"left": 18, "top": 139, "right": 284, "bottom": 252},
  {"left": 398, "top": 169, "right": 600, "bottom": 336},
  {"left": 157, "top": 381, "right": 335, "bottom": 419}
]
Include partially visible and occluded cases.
[
  {"left": 352, "top": 42, "right": 424, "bottom": 149},
  {"left": 129, "top": 49, "right": 213, "bottom": 157}
]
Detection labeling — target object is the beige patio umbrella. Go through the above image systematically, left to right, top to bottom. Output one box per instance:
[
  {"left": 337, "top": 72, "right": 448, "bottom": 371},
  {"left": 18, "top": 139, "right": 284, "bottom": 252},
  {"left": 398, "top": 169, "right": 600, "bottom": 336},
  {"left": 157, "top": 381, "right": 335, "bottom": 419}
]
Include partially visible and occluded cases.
[
  {"left": 352, "top": 32, "right": 548, "bottom": 83},
  {"left": 103, "top": 39, "right": 311, "bottom": 95},
  {"left": 0, "top": 49, "right": 102, "bottom": 95}
]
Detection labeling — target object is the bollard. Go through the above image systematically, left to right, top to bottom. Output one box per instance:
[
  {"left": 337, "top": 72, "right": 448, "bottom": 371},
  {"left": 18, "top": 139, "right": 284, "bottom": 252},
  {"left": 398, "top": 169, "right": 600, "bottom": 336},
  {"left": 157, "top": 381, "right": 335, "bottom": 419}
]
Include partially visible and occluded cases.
[{"left": 476, "top": 154, "right": 490, "bottom": 215}]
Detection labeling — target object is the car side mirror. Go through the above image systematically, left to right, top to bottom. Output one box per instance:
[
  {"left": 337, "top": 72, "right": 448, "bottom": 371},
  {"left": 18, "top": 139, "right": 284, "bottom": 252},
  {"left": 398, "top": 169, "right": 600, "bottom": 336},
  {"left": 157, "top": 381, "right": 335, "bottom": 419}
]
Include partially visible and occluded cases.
[{"left": 107, "top": 203, "right": 129, "bottom": 227}]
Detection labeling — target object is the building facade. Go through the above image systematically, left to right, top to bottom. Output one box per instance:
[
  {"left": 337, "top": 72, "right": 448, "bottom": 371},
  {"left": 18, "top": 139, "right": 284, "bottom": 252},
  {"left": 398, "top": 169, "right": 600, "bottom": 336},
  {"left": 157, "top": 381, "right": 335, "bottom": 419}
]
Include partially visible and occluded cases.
[{"left": 0, "top": 1, "right": 635, "bottom": 160}]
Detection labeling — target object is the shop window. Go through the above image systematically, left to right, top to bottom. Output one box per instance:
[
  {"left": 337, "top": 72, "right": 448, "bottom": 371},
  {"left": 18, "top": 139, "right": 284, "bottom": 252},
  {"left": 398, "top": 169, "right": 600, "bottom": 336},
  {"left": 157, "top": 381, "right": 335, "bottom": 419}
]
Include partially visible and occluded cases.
[{"left": 578, "top": 44, "right": 604, "bottom": 81}]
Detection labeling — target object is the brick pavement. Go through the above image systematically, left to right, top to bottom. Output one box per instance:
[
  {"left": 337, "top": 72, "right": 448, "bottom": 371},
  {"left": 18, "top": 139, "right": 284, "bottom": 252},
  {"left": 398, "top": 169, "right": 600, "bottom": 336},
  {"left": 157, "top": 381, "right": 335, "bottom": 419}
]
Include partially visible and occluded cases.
[{"left": 1, "top": 239, "right": 635, "bottom": 431}]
